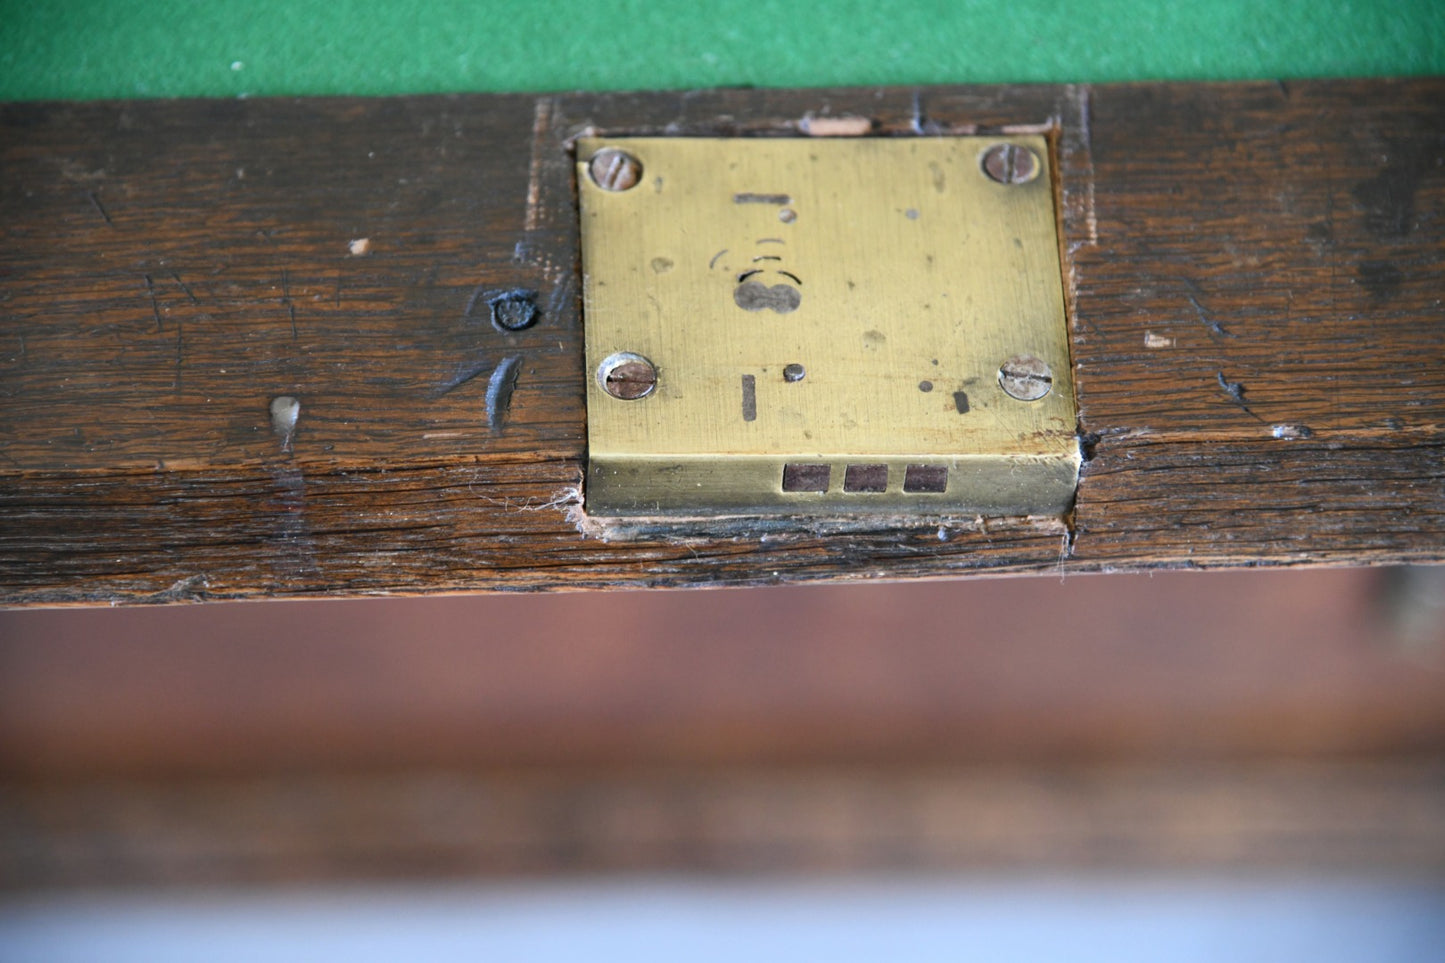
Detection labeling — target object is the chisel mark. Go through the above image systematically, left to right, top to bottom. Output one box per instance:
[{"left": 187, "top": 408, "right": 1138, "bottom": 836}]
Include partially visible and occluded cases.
[{"left": 486, "top": 355, "right": 523, "bottom": 431}]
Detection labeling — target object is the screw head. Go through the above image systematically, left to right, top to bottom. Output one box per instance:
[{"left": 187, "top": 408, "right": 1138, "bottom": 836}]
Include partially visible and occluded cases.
[
  {"left": 980, "top": 143, "right": 1041, "bottom": 185},
  {"left": 588, "top": 148, "right": 643, "bottom": 192},
  {"left": 488, "top": 290, "right": 539, "bottom": 331},
  {"left": 598, "top": 352, "right": 657, "bottom": 400},
  {"left": 998, "top": 355, "right": 1053, "bottom": 401},
  {"left": 782, "top": 363, "right": 806, "bottom": 383}
]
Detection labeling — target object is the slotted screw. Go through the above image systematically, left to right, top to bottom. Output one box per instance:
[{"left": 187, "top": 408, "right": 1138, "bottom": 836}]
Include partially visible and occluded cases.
[
  {"left": 981, "top": 143, "right": 1041, "bottom": 185},
  {"left": 589, "top": 148, "right": 643, "bottom": 192},
  {"left": 599, "top": 352, "right": 656, "bottom": 400},
  {"left": 998, "top": 354, "right": 1053, "bottom": 401}
]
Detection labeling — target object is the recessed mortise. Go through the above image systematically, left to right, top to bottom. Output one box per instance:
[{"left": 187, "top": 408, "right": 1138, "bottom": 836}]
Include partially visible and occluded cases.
[
  {"left": 598, "top": 352, "right": 657, "bottom": 400},
  {"left": 741, "top": 374, "right": 757, "bottom": 421},
  {"left": 782, "top": 463, "right": 830, "bottom": 493},
  {"left": 844, "top": 464, "right": 888, "bottom": 493},
  {"left": 903, "top": 465, "right": 948, "bottom": 493}
]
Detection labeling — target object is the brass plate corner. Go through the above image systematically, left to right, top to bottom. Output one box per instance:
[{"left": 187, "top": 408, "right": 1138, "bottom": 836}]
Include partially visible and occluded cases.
[{"left": 579, "top": 135, "right": 1077, "bottom": 518}]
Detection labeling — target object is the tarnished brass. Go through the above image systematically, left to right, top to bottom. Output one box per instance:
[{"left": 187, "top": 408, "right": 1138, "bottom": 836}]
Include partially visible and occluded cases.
[{"left": 579, "top": 135, "right": 1078, "bottom": 517}]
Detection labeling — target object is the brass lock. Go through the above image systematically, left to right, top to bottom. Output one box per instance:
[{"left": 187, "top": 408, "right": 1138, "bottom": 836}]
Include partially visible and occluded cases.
[{"left": 579, "top": 135, "right": 1078, "bottom": 518}]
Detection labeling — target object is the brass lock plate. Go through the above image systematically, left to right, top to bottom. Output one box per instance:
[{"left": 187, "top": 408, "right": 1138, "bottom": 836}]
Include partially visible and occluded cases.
[{"left": 579, "top": 135, "right": 1078, "bottom": 518}]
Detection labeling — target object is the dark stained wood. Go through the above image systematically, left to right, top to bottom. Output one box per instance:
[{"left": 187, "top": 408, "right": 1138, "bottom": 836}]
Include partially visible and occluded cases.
[{"left": 1, "top": 80, "right": 1442, "bottom": 603}]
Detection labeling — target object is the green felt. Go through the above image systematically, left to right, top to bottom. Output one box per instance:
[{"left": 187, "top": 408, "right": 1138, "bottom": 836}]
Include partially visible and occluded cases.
[{"left": 1, "top": 0, "right": 1442, "bottom": 102}]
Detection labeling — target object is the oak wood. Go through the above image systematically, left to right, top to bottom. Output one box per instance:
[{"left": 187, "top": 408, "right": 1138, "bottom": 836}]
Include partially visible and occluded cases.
[{"left": 1, "top": 80, "right": 1442, "bottom": 603}]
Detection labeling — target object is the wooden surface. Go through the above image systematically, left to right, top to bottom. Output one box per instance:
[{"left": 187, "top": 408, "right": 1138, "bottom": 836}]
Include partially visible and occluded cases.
[
  {"left": 1, "top": 80, "right": 1443, "bottom": 603},
  {"left": 3, "top": 567, "right": 1443, "bottom": 887},
  {"left": 4, "top": 568, "right": 1443, "bottom": 776},
  {"left": 7, "top": 760, "right": 1443, "bottom": 889}
]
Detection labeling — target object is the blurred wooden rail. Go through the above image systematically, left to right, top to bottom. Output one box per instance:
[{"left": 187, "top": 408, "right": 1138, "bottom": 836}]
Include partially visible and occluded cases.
[
  {"left": 1, "top": 79, "right": 1442, "bottom": 604},
  {"left": 3, "top": 568, "right": 1443, "bottom": 887}
]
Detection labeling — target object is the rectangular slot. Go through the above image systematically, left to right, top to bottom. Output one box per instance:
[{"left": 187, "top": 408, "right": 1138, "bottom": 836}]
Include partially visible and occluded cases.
[
  {"left": 741, "top": 374, "right": 757, "bottom": 422},
  {"left": 782, "top": 463, "right": 831, "bottom": 493},
  {"left": 844, "top": 464, "right": 888, "bottom": 493},
  {"left": 903, "top": 465, "right": 948, "bottom": 493}
]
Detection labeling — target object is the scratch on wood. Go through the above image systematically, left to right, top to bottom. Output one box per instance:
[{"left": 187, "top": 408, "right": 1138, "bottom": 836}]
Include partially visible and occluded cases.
[
  {"left": 1067, "top": 85, "right": 1098, "bottom": 247},
  {"left": 910, "top": 90, "right": 942, "bottom": 135},
  {"left": 512, "top": 98, "right": 576, "bottom": 327},
  {"left": 524, "top": 98, "right": 553, "bottom": 233},
  {"left": 86, "top": 191, "right": 114, "bottom": 227},
  {"left": 281, "top": 268, "right": 297, "bottom": 340},
  {"left": 170, "top": 271, "right": 198, "bottom": 304},
  {"left": 144, "top": 274, "right": 162, "bottom": 331},
  {"left": 1184, "top": 282, "right": 1231, "bottom": 337},
  {"left": 463, "top": 284, "right": 488, "bottom": 322},
  {"left": 173, "top": 321, "right": 182, "bottom": 392},
  {"left": 486, "top": 355, "right": 523, "bottom": 431},
  {"left": 434, "top": 358, "right": 492, "bottom": 397},
  {"left": 1215, "top": 371, "right": 1263, "bottom": 422},
  {"left": 1216, "top": 371, "right": 1246, "bottom": 403},
  {"left": 261, "top": 394, "right": 319, "bottom": 578},
  {"left": 267, "top": 462, "right": 319, "bottom": 579},
  {"left": 147, "top": 574, "right": 210, "bottom": 603}
]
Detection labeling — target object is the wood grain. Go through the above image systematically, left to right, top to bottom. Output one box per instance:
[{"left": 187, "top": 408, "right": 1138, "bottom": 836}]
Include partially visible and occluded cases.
[{"left": 1, "top": 80, "right": 1442, "bottom": 603}]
